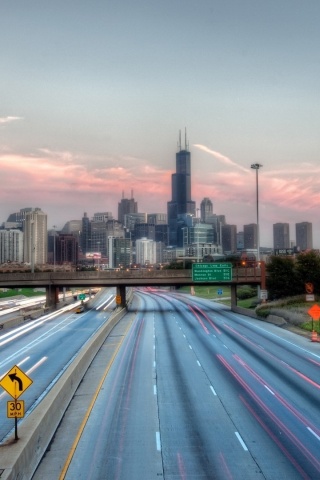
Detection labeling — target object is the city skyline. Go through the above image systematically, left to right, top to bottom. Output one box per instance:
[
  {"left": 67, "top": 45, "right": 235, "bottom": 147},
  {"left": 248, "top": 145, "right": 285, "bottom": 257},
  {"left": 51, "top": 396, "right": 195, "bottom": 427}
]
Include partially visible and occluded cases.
[{"left": 1, "top": 1, "right": 320, "bottom": 248}]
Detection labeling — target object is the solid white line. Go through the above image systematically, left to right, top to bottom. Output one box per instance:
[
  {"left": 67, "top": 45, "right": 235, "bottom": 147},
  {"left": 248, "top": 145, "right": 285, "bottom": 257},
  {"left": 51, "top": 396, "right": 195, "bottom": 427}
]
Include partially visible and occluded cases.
[
  {"left": 26, "top": 356, "right": 47, "bottom": 375},
  {"left": 210, "top": 386, "right": 217, "bottom": 396},
  {"left": 307, "top": 427, "right": 320, "bottom": 441},
  {"left": 156, "top": 431, "right": 161, "bottom": 451},
  {"left": 235, "top": 432, "right": 248, "bottom": 451}
]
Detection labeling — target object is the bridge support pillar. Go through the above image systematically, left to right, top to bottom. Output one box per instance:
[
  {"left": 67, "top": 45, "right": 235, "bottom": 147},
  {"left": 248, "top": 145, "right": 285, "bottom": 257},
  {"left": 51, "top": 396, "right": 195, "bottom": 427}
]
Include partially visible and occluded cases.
[
  {"left": 230, "top": 284, "right": 237, "bottom": 310},
  {"left": 116, "top": 285, "right": 126, "bottom": 308},
  {"left": 46, "top": 286, "right": 59, "bottom": 308}
]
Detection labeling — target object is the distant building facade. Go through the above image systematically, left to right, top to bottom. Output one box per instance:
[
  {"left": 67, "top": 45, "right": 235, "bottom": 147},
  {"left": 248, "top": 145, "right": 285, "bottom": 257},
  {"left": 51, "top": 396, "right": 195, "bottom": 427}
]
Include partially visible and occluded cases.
[
  {"left": 118, "top": 194, "right": 138, "bottom": 225},
  {"left": 200, "top": 197, "right": 213, "bottom": 223},
  {"left": 23, "top": 208, "right": 48, "bottom": 265},
  {"left": 295, "top": 222, "right": 313, "bottom": 251},
  {"left": 243, "top": 223, "right": 257, "bottom": 250},
  {"left": 273, "top": 223, "right": 290, "bottom": 249},
  {"left": 221, "top": 224, "right": 237, "bottom": 254},
  {"left": 0, "top": 229, "right": 24, "bottom": 263},
  {"left": 108, "top": 237, "right": 132, "bottom": 269},
  {"left": 135, "top": 237, "right": 157, "bottom": 265}
]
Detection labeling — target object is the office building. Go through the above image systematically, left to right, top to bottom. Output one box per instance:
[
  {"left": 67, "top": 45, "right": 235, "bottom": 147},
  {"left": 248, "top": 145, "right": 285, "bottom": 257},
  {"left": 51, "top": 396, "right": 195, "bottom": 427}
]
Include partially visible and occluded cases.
[
  {"left": 167, "top": 130, "right": 196, "bottom": 246},
  {"left": 118, "top": 192, "right": 138, "bottom": 225},
  {"left": 200, "top": 198, "right": 213, "bottom": 223},
  {"left": 6, "top": 207, "right": 35, "bottom": 230},
  {"left": 23, "top": 208, "right": 48, "bottom": 265},
  {"left": 81, "top": 212, "right": 91, "bottom": 255},
  {"left": 93, "top": 212, "right": 113, "bottom": 223},
  {"left": 124, "top": 213, "right": 147, "bottom": 231},
  {"left": 147, "top": 213, "right": 167, "bottom": 225},
  {"left": 295, "top": 222, "right": 313, "bottom": 251},
  {"left": 182, "top": 223, "right": 214, "bottom": 247},
  {"left": 243, "top": 223, "right": 257, "bottom": 250},
  {"left": 273, "top": 223, "right": 290, "bottom": 249},
  {"left": 221, "top": 224, "right": 237, "bottom": 254},
  {"left": 0, "top": 229, "right": 24, "bottom": 263},
  {"left": 237, "top": 231, "right": 244, "bottom": 250},
  {"left": 56, "top": 234, "right": 79, "bottom": 265},
  {"left": 108, "top": 237, "right": 132, "bottom": 269},
  {"left": 135, "top": 237, "right": 157, "bottom": 265}
]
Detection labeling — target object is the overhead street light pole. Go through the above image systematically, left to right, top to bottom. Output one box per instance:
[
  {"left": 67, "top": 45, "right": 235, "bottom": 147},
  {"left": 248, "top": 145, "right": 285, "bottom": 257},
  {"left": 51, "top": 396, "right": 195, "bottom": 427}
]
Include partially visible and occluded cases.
[{"left": 250, "top": 163, "right": 263, "bottom": 263}]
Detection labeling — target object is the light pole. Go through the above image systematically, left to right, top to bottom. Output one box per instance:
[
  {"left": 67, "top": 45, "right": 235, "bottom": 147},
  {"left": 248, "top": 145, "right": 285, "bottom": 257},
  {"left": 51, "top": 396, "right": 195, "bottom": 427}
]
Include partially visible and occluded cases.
[
  {"left": 250, "top": 163, "right": 263, "bottom": 263},
  {"left": 196, "top": 208, "right": 200, "bottom": 263},
  {"left": 31, "top": 220, "right": 35, "bottom": 274},
  {"left": 53, "top": 225, "right": 57, "bottom": 272},
  {"left": 97, "top": 241, "right": 100, "bottom": 271}
]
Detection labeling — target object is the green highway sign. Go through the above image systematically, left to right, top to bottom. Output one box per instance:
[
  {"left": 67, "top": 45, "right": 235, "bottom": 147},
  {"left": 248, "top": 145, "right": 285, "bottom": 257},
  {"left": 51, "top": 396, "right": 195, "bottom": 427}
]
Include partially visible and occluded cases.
[
  {"left": 192, "top": 263, "right": 232, "bottom": 282},
  {"left": 79, "top": 293, "right": 86, "bottom": 300}
]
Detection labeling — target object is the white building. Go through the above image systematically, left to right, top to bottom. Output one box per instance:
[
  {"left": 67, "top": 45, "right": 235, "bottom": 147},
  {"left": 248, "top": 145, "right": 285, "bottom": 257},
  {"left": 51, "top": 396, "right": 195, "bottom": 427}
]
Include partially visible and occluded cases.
[
  {"left": 23, "top": 208, "right": 48, "bottom": 265},
  {"left": 0, "top": 229, "right": 24, "bottom": 264},
  {"left": 135, "top": 237, "right": 157, "bottom": 265}
]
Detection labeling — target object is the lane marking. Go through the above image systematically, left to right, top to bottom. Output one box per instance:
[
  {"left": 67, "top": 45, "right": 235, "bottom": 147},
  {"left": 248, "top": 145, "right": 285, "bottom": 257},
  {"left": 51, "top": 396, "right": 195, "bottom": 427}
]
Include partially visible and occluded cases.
[
  {"left": 197, "top": 360, "right": 201, "bottom": 367},
  {"left": 154, "top": 385, "right": 157, "bottom": 395},
  {"left": 264, "top": 385, "right": 275, "bottom": 395},
  {"left": 210, "top": 386, "right": 217, "bottom": 396},
  {"left": 307, "top": 427, "right": 320, "bottom": 441},
  {"left": 156, "top": 431, "right": 161, "bottom": 451},
  {"left": 235, "top": 432, "right": 248, "bottom": 451}
]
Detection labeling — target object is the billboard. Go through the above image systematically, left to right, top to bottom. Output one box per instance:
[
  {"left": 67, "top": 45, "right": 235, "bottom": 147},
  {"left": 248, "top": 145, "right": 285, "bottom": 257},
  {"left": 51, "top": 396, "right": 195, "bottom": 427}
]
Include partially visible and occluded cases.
[{"left": 85, "top": 252, "right": 101, "bottom": 259}]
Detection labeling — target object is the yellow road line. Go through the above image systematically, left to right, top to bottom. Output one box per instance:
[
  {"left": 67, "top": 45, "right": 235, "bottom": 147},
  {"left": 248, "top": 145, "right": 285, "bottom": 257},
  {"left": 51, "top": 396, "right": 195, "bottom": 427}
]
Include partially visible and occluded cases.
[{"left": 59, "top": 318, "right": 133, "bottom": 479}]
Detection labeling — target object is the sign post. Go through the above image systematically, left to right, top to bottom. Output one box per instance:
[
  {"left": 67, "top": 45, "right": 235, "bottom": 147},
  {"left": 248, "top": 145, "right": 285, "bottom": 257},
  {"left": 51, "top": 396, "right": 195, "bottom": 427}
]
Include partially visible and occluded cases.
[
  {"left": 307, "top": 304, "right": 320, "bottom": 340},
  {"left": 0, "top": 365, "right": 33, "bottom": 440}
]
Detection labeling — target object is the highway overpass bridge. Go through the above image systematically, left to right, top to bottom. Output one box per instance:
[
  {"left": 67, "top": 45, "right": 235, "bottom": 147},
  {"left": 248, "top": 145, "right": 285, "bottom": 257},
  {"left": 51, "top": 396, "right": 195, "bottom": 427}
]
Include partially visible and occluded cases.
[{"left": 0, "top": 265, "right": 265, "bottom": 309}]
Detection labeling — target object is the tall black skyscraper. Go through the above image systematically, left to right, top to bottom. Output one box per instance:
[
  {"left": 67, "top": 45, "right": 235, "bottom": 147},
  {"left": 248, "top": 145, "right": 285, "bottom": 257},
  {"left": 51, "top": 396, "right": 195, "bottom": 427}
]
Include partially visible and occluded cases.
[{"left": 167, "top": 130, "right": 196, "bottom": 246}]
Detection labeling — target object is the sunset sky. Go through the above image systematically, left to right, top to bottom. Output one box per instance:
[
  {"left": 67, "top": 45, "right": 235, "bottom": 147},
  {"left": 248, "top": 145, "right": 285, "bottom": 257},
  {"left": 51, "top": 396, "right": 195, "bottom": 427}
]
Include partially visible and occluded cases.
[{"left": 1, "top": 1, "right": 320, "bottom": 247}]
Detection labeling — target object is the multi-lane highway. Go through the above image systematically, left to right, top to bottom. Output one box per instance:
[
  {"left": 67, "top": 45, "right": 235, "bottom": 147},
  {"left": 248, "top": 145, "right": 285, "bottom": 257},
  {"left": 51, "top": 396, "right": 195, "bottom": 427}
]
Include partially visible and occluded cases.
[
  {"left": 31, "top": 288, "right": 320, "bottom": 480},
  {"left": 0, "top": 289, "right": 116, "bottom": 443}
]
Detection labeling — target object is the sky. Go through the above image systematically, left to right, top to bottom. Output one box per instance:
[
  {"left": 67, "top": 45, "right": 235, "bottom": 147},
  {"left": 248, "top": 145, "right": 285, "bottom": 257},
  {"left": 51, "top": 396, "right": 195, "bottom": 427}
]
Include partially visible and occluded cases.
[{"left": 1, "top": 0, "right": 320, "bottom": 248}]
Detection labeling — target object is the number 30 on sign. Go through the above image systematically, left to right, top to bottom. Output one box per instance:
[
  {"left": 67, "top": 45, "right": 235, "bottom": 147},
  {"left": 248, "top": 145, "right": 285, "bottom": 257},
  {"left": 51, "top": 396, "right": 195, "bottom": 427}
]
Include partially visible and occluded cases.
[{"left": 7, "top": 400, "right": 25, "bottom": 418}]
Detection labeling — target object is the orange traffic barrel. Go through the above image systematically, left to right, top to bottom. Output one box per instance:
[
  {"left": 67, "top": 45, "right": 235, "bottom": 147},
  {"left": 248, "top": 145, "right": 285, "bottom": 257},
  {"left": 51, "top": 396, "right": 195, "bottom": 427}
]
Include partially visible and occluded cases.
[{"left": 311, "top": 330, "right": 318, "bottom": 342}]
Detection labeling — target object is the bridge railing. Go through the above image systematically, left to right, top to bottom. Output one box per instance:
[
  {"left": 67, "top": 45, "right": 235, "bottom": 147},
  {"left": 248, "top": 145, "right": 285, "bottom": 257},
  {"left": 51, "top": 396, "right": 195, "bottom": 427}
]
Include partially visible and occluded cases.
[{"left": 0, "top": 266, "right": 262, "bottom": 283}]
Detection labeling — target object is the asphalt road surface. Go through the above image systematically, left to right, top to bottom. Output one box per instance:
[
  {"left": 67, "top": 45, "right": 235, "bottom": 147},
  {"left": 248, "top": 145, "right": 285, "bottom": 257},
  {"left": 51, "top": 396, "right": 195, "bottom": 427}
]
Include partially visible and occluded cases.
[{"left": 33, "top": 289, "right": 320, "bottom": 479}]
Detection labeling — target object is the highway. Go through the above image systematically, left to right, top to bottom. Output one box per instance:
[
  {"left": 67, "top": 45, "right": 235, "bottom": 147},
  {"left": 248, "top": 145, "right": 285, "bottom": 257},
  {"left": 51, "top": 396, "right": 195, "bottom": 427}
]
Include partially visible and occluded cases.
[
  {"left": 0, "top": 288, "right": 116, "bottom": 443},
  {"left": 33, "top": 289, "right": 320, "bottom": 480}
]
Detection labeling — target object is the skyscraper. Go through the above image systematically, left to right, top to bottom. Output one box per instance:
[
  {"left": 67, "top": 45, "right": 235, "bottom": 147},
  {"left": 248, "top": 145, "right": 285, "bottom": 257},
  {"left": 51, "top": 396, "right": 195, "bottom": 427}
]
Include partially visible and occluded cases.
[
  {"left": 167, "top": 130, "right": 196, "bottom": 246},
  {"left": 118, "top": 191, "right": 138, "bottom": 225},
  {"left": 200, "top": 197, "right": 213, "bottom": 223},
  {"left": 23, "top": 208, "right": 47, "bottom": 265},
  {"left": 296, "top": 222, "right": 313, "bottom": 251},
  {"left": 243, "top": 223, "right": 257, "bottom": 250},
  {"left": 273, "top": 223, "right": 290, "bottom": 249},
  {"left": 221, "top": 224, "right": 237, "bottom": 254},
  {"left": 0, "top": 229, "right": 24, "bottom": 263}
]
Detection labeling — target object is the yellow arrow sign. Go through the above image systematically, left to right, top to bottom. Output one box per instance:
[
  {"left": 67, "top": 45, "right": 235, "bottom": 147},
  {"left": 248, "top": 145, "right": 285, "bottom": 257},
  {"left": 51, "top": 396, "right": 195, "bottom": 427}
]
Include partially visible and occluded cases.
[{"left": 0, "top": 365, "right": 33, "bottom": 400}]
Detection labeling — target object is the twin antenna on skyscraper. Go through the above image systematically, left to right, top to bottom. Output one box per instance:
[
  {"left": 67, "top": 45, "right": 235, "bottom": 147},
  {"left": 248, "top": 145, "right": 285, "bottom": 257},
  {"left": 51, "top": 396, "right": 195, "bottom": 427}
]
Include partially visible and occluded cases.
[
  {"left": 178, "top": 128, "right": 189, "bottom": 152},
  {"left": 122, "top": 190, "right": 134, "bottom": 199}
]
